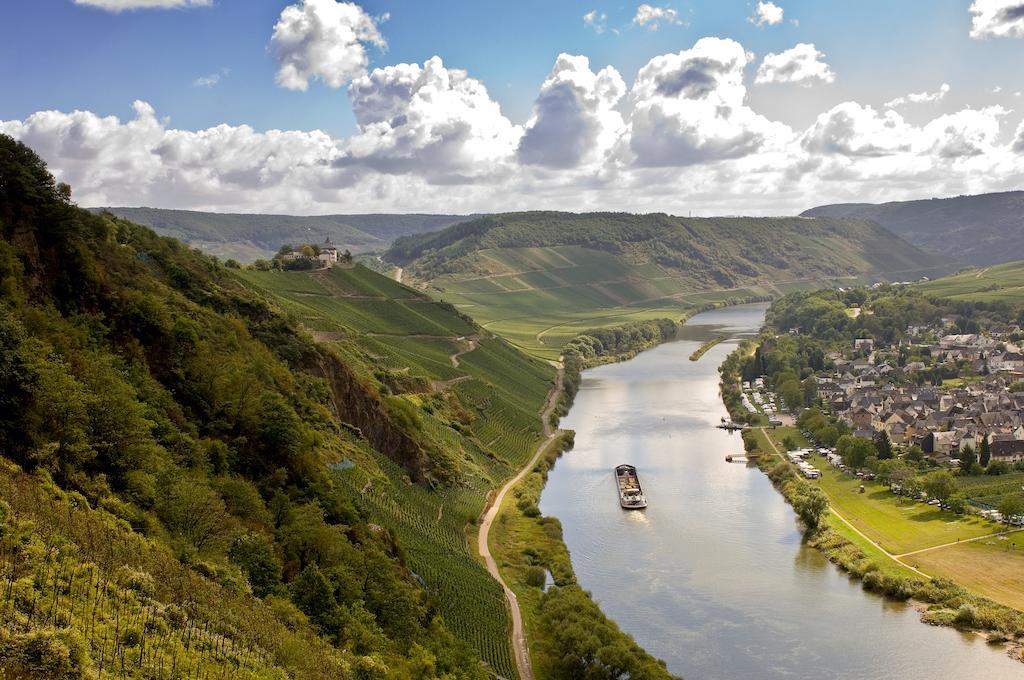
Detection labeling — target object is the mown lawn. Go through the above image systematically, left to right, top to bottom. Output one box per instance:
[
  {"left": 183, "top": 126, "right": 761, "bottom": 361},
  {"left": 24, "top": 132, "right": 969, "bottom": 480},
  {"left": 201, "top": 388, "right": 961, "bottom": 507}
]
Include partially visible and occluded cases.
[
  {"left": 813, "top": 457, "right": 1000, "bottom": 555},
  {"left": 824, "top": 512, "right": 921, "bottom": 579},
  {"left": 911, "top": 532, "right": 1024, "bottom": 611}
]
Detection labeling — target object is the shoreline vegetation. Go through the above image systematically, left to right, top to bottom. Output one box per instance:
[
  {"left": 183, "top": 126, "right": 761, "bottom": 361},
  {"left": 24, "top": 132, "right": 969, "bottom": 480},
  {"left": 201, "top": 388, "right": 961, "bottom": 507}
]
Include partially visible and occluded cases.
[
  {"left": 689, "top": 336, "right": 726, "bottom": 362},
  {"left": 718, "top": 343, "right": 1024, "bottom": 661}
]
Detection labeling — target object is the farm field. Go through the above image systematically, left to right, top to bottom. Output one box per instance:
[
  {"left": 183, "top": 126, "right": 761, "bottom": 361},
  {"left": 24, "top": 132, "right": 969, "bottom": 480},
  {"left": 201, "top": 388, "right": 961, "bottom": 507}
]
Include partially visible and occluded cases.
[
  {"left": 429, "top": 246, "right": 789, "bottom": 359},
  {"left": 917, "top": 259, "right": 1024, "bottom": 302},
  {"left": 235, "top": 264, "right": 556, "bottom": 676},
  {"left": 910, "top": 533, "right": 1024, "bottom": 611}
]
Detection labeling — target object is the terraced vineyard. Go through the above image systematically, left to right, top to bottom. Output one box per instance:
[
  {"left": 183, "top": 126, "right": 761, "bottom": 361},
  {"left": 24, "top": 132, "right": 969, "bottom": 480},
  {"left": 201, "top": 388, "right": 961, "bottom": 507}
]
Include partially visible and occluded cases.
[
  {"left": 424, "top": 245, "right": 778, "bottom": 359},
  {"left": 916, "top": 259, "right": 1024, "bottom": 303},
  {"left": 236, "top": 265, "right": 555, "bottom": 675}
]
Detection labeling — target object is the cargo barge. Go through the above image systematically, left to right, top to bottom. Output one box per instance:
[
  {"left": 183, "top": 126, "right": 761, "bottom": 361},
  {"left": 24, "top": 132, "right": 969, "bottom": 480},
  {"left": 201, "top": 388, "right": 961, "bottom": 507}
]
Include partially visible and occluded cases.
[{"left": 614, "top": 464, "right": 647, "bottom": 509}]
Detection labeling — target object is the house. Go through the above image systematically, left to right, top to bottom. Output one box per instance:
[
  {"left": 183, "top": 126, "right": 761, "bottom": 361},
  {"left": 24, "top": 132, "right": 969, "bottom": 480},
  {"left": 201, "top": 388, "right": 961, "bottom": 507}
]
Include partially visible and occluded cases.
[
  {"left": 318, "top": 237, "right": 339, "bottom": 266},
  {"left": 854, "top": 338, "right": 875, "bottom": 352},
  {"left": 991, "top": 352, "right": 1024, "bottom": 372},
  {"left": 991, "top": 438, "right": 1024, "bottom": 463}
]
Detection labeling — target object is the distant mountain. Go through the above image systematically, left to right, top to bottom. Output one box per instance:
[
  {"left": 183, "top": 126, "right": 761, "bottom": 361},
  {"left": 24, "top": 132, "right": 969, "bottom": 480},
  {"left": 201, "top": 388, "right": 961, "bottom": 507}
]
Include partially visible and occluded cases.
[
  {"left": 801, "top": 191, "right": 1024, "bottom": 266},
  {"left": 89, "top": 206, "right": 471, "bottom": 261},
  {"left": 384, "top": 212, "right": 950, "bottom": 358}
]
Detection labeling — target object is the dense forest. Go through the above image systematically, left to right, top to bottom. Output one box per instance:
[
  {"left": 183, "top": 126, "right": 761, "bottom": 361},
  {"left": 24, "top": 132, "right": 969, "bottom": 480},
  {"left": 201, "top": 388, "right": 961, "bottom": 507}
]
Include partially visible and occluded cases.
[{"left": 385, "top": 211, "right": 947, "bottom": 289}]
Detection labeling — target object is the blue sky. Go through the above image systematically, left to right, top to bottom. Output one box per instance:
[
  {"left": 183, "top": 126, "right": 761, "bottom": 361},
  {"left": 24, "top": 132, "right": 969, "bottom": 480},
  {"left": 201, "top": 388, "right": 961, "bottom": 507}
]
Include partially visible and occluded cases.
[
  {"left": 1, "top": 0, "right": 1022, "bottom": 215},
  {"left": 4, "top": 0, "right": 1020, "bottom": 135}
]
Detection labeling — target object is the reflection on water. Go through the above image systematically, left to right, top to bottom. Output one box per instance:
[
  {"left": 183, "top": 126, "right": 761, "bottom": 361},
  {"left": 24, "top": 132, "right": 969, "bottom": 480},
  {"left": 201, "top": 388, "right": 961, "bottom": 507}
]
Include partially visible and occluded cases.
[{"left": 540, "top": 303, "right": 1020, "bottom": 680}]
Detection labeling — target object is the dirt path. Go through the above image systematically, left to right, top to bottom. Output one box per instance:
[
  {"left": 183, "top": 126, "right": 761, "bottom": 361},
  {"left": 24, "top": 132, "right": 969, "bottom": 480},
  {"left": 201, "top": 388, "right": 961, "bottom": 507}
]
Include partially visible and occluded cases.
[
  {"left": 450, "top": 335, "right": 480, "bottom": 368},
  {"left": 478, "top": 365, "right": 564, "bottom": 680},
  {"left": 896, "top": 529, "right": 1022, "bottom": 559}
]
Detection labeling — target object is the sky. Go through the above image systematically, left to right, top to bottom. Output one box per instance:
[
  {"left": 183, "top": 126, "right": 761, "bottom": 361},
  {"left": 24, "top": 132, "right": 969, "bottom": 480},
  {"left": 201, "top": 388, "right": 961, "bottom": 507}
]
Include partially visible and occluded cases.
[{"left": 1, "top": 0, "right": 1023, "bottom": 215}]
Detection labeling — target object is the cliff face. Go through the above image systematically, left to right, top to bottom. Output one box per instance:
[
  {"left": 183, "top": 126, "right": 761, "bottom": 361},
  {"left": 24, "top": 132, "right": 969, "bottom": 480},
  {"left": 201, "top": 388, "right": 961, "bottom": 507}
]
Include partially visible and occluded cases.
[{"left": 313, "top": 346, "right": 431, "bottom": 482}]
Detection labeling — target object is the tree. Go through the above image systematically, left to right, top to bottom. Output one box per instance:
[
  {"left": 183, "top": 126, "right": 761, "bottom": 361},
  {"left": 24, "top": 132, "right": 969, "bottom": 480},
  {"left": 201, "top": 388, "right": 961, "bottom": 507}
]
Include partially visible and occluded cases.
[
  {"left": 873, "top": 430, "right": 893, "bottom": 460},
  {"left": 837, "top": 435, "right": 874, "bottom": 469},
  {"left": 980, "top": 436, "right": 991, "bottom": 468},
  {"left": 959, "top": 443, "right": 977, "bottom": 475},
  {"left": 888, "top": 464, "right": 916, "bottom": 491},
  {"left": 922, "top": 470, "right": 956, "bottom": 502},
  {"left": 788, "top": 481, "right": 829, "bottom": 530},
  {"left": 998, "top": 494, "right": 1024, "bottom": 520},
  {"left": 229, "top": 533, "right": 283, "bottom": 597}
]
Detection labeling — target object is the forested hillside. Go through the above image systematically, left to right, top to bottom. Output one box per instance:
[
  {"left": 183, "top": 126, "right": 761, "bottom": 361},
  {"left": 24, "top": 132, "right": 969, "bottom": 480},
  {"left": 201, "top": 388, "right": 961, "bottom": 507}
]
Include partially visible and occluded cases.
[
  {"left": 0, "top": 135, "right": 678, "bottom": 679},
  {"left": 0, "top": 135, "right": 494, "bottom": 678},
  {"left": 802, "top": 191, "right": 1024, "bottom": 266},
  {"left": 92, "top": 207, "right": 469, "bottom": 262},
  {"left": 384, "top": 212, "right": 947, "bottom": 359}
]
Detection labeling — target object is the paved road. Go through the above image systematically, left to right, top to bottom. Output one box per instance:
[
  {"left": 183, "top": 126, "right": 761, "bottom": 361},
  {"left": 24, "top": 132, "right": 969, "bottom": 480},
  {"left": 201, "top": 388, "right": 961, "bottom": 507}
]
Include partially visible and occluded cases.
[{"left": 478, "top": 365, "right": 563, "bottom": 680}]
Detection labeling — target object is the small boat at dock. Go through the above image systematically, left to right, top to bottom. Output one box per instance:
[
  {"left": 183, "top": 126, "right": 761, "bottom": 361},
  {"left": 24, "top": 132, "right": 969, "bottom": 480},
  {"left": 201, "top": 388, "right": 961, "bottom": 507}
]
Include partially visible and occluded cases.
[{"left": 615, "top": 464, "right": 647, "bottom": 509}]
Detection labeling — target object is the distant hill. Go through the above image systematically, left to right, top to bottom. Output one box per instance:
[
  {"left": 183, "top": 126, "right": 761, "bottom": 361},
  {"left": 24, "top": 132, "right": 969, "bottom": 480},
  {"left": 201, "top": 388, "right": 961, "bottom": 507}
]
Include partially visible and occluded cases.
[
  {"left": 801, "top": 191, "right": 1024, "bottom": 266},
  {"left": 89, "top": 206, "right": 470, "bottom": 261},
  {"left": 384, "top": 212, "right": 949, "bottom": 358}
]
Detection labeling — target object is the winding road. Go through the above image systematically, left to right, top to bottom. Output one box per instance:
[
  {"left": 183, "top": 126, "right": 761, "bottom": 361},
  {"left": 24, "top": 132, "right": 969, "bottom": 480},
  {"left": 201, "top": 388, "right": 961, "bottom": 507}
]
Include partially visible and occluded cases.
[{"left": 478, "top": 364, "right": 564, "bottom": 680}]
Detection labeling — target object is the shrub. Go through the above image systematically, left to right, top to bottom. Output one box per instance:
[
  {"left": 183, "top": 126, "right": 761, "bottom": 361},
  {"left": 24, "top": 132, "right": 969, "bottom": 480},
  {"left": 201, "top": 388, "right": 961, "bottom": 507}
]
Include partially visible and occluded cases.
[{"left": 525, "top": 567, "right": 547, "bottom": 588}]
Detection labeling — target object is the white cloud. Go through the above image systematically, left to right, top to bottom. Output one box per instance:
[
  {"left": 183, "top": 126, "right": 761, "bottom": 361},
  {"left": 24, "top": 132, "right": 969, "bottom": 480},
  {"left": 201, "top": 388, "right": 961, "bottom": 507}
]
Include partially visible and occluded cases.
[
  {"left": 73, "top": 0, "right": 210, "bottom": 10},
  {"left": 272, "top": 0, "right": 386, "bottom": 91},
  {"left": 970, "top": 0, "right": 1024, "bottom": 38},
  {"left": 749, "top": 1, "right": 784, "bottom": 27},
  {"left": 633, "top": 4, "right": 685, "bottom": 30},
  {"left": 583, "top": 10, "right": 607, "bottom": 33},
  {"left": 4, "top": 37, "right": 1024, "bottom": 217},
  {"left": 627, "top": 37, "right": 793, "bottom": 166},
  {"left": 755, "top": 43, "right": 835, "bottom": 87},
  {"left": 518, "top": 55, "right": 626, "bottom": 168},
  {"left": 340, "top": 57, "right": 521, "bottom": 180},
  {"left": 192, "top": 68, "right": 229, "bottom": 88},
  {"left": 884, "top": 83, "right": 950, "bottom": 108},
  {"left": 1014, "top": 120, "right": 1024, "bottom": 152}
]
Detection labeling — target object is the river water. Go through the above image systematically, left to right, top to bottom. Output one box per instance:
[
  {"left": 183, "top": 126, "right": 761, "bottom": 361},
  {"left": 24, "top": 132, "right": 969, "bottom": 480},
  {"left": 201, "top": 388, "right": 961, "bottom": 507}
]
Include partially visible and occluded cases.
[{"left": 540, "top": 303, "right": 1021, "bottom": 679}]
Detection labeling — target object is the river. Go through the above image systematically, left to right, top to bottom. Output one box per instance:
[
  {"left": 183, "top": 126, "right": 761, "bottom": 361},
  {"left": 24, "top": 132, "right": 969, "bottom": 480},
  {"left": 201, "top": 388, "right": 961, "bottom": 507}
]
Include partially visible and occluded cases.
[{"left": 539, "top": 303, "right": 1021, "bottom": 679}]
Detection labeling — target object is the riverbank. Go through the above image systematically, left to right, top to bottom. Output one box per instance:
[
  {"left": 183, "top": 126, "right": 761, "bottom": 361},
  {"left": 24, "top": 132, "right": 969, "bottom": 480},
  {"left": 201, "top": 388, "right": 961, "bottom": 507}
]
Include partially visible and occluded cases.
[{"left": 739, "top": 418, "right": 1024, "bottom": 660}]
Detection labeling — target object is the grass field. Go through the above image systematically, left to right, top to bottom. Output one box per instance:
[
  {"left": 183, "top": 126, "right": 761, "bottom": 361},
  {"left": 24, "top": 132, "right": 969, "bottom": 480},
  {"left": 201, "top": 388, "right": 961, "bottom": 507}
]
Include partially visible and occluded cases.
[
  {"left": 917, "top": 259, "right": 1024, "bottom": 302},
  {"left": 235, "top": 264, "right": 557, "bottom": 677},
  {"left": 758, "top": 427, "right": 1001, "bottom": 555},
  {"left": 911, "top": 533, "right": 1024, "bottom": 611}
]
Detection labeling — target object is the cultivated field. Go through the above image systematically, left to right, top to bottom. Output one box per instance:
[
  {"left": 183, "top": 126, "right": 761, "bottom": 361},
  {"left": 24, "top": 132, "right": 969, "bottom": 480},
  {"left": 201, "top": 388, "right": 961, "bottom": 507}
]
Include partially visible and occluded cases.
[{"left": 917, "top": 260, "right": 1024, "bottom": 303}]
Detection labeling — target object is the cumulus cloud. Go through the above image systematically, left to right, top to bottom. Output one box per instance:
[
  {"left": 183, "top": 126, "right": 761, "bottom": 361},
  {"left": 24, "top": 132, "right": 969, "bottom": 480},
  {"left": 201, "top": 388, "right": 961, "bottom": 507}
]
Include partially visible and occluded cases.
[
  {"left": 73, "top": 0, "right": 210, "bottom": 10},
  {"left": 272, "top": 0, "right": 386, "bottom": 91},
  {"left": 970, "top": 0, "right": 1024, "bottom": 38},
  {"left": 749, "top": 1, "right": 784, "bottom": 27},
  {"left": 633, "top": 4, "right": 685, "bottom": 30},
  {"left": 583, "top": 10, "right": 607, "bottom": 33},
  {"left": 4, "top": 37, "right": 1024, "bottom": 216},
  {"left": 626, "top": 37, "right": 792, "bottom": 166},
  {"left": 755, "top": 43, "right": 835, "bottom": 87},
  {"left": 518, "top": 55, "right": 625, "bottom": 169},
  {"left": 339, "top": 57, "right": 521, "bottom": 180},
  {"left": 884, "top": 83, "right": 950, "bottom": 108},
  {"left": 1014, "top": 120, "right": 1024, "bottom": 152}
]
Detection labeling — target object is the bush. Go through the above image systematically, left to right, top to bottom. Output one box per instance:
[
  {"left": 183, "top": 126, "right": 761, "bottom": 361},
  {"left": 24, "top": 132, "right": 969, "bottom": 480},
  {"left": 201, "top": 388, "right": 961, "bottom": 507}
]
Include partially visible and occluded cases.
[{"left": 525, "top": 566, "right": 547, "bottom": 588}]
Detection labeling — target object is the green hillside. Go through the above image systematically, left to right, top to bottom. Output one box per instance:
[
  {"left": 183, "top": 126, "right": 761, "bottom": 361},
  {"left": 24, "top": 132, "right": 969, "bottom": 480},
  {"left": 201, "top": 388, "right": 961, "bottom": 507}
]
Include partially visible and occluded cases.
[
  {"left": 802, "top": 191, "right": 1024, "bottom": 266},
  {"left": 91, "top": 207, "right": 469, "bottom": 262},
  {"left": 385, "top": 212, "right": 948, "bottom": 359},
  {"left": 916, "top": 259, "right": 1024, "bottom": 303}
]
